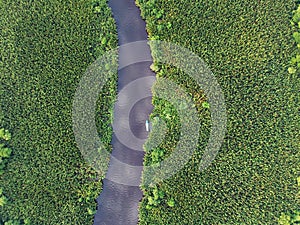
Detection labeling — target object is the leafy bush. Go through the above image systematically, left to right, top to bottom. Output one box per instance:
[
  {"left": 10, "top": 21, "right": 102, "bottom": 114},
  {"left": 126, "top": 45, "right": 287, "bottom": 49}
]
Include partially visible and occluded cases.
[
  {"left": 289, "top": 3, "right": 300, "bottom": 72},
  {"left": 0, "top": 127, "right": 11, "bottom": 177},
  {"left": 0, "top": 129, "right": 11, "bottom": 141},
  {"left": 0, "top": 196, "right": 7, "bottom": 207},
  {"left": 167, "top": 198, "right": 175, "bottom": 207},
  {"left": 278, "top": 211, "right": 300, "bottom": 225},
  {"left": 3, "top": 221, "right": 20, "bottom": 225}
]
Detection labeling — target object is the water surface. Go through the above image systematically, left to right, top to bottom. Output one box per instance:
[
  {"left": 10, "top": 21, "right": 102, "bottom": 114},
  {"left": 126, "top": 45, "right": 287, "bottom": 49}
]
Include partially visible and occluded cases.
[{"left": 93, "top": 0, "right": 155, "bottom": 224}]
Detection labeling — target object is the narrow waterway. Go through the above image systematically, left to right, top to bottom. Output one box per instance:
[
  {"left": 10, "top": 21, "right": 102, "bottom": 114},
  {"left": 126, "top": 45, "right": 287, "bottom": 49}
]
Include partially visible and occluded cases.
[{"left": 93, "top": 0, "right": 155, "bottom": 224}]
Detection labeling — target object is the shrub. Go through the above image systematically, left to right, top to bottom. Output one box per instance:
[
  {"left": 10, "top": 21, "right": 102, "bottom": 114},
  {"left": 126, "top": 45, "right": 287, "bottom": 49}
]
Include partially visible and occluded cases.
[
  {"left": 293, "top": 32, "right": 300, "bottom": 43},
  {"left": 0, "top": 129, "right": 11, "bottom": 141},
  {"left": 0, "top": 145, "right": 11, "bottom": 158},
  {"left": 0, "top": 196, "right": 7, "bottom": 207},
  {"left": 167, "top": 198, "right": 175, "bottom": 207},
  {"left": 278, "top": 211, "right": 300, "bottom": 225}
]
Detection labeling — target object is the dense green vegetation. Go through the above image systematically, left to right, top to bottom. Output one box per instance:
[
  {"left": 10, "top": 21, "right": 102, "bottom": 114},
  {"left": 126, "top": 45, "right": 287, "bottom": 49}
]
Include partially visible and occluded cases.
[
  {"left": 0, "top": 0, "right": 117, "bottom": 224},
  {"left": 137, "top": 0, "right": 300, "bottom": 224},
  {"left": 276, "top": 4, "right": 300, "bottom": 225},
  {"left": 289, "top": 4, "right": 300, "bottom": 74},
  {"left": 0, "top": 128, "right": 11, "bottom": 211},
  {"left": 0, "top": 128, "right": 11, "bottom": 176},
  {"left": 277, "top": 175, "right": 299, "bottom": 225},
  {"left": 278, "top": 210, "right": 300, "bottom": 225}
]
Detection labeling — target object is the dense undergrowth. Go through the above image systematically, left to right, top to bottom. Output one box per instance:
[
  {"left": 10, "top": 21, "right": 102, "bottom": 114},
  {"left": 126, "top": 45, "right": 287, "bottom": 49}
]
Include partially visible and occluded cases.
[
  {"left": 0, "top": 0, "right": 117, "bottom": 224},
  {"left": 137, "top": 0, "right": 300, "bottom": 224},
  {"left": 289, "top": 4, "right": 300, "bottom": 74},
  {"left": 0, "top": 127, "right": 11, "bottom": 212}
]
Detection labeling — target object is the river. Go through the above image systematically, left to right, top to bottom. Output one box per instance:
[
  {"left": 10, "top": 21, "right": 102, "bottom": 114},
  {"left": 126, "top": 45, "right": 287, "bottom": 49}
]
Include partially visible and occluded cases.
[{"left": 93, "top": 0, "right": 155, "bottom": 224}]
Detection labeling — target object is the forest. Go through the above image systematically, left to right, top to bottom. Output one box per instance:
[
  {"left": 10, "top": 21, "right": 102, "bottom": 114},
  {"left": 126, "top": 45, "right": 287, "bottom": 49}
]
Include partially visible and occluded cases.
[
  {"left": 0, "top": 0, "right": 299, "bottom": 224},
  {"left": 0, "top": 0, "right": 117, "bottom": 224},
  {"left": 136, "top": 0, "right": 300, "bottom": 224}
]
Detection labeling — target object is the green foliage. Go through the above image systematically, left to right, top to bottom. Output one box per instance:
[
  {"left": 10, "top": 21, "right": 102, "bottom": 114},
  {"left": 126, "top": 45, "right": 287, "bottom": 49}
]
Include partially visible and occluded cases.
[
  {"left": 0, "top": 0, "right": 117, "bottom": 224},
  {"left": 137, "top": 0, "right": 300, "bottom": 224},
  {"left": 290, "top": 3, "right": 300, "bottom": 73},
  {"left": 292, "top": 5, "right": 300, "bottom": 23},
  {"left": 293, "top": 32, "right": 300, "bottom": 43},
  {"left": 288, "top": 67, "right": 297, "bottom": 74},
  {"left": 201, "top": 101, "right": 210, "bottom": 109},
  {"left": 0, "top": 128, "right": 12, "bottom": 204},
  {"left": 0, "top": 129, "right": 11, "bottom": 141},
  {"left": 0, "top": 145, "right": 11, "bottom": 158},
  {"left": 150, "top": 148, "right": 164, "bottom": 164},
  {"left": 278, "top": 177, "right": 300, "bottom": 225},
  {"left": 145, "top": 185, "right": 166, "bottom": 209},
  {"left": 0, "top": 196, "right": 7, "bottom": 207},
  {"left": 167, "top": 198, "right": 175, "bottom": 207},
  {"left": 87, "top": 207, "right": 96, "bottom": 215},
  {"left": 278, "top": 211, "right": 300, "bottom": 225},
  {"left": 279, "top": 213, "right": 292, "bottom": 225},
  {"left": 0, "top": 218, "right": 32, "bottom": 225},
  {"left": 23, "top": 219, "right": 30, "bottom": 225},
  {"left": 4, "top": 221, "right": 20, "bottom": 225}
]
